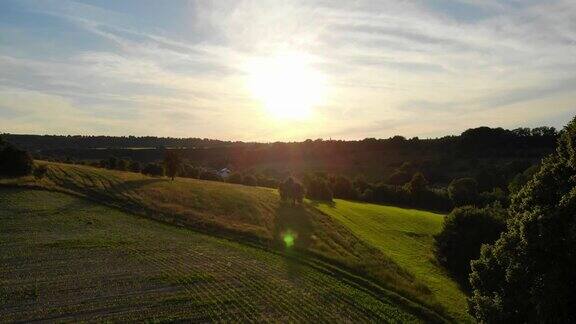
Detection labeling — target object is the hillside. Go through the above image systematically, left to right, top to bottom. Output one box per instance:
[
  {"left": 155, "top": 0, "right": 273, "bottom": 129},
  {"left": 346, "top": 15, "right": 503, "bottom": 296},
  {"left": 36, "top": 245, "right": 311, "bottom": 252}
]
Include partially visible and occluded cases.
[
  {"left": 0, "top": 162, "right": 451, "bottom": 320},
  {"left": 0, "top": 188, "right": 427, "bottom": 322},
  {"left": 316, "top": 200, "right": 470, "bottom": 322}
]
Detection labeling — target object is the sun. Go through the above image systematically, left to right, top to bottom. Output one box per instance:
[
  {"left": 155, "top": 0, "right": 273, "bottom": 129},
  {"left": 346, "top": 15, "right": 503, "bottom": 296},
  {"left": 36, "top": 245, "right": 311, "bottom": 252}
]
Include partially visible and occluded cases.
[{"left": 247, "top": 52, "right": 326, "bottom": 119}]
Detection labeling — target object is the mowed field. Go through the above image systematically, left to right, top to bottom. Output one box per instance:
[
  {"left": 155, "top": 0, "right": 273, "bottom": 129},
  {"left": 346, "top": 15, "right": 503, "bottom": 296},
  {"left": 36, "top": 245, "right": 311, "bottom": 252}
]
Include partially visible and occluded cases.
[
  {"left": 0, "top": 162, "right": 450, "bottom": 315},
  {"left": 0, "top": 188, "right": 425, "bottom": 322},
  {"left": 316, "top": 200, "right": 470, "bottom": 322}
]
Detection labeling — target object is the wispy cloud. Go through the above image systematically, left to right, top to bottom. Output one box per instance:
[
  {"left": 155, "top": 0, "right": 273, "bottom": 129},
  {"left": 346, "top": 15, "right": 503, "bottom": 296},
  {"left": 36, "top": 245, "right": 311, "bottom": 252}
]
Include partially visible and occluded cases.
[{"left": 0, "top": 0, "right": 574, "bottom": 140}]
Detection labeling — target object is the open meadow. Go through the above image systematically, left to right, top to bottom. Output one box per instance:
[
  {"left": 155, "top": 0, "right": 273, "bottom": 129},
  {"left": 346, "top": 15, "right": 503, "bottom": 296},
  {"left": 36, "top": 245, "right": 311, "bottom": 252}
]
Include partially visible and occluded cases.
[{"left": 316, "top": 200, "right": 470, "bottom": 322}]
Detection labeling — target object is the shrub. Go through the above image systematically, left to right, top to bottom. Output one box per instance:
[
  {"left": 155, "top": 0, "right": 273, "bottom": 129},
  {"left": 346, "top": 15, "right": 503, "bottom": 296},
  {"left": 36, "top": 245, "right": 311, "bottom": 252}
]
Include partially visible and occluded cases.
[{"left": 434, "top": 206, "right": 505, "bottom": 286}]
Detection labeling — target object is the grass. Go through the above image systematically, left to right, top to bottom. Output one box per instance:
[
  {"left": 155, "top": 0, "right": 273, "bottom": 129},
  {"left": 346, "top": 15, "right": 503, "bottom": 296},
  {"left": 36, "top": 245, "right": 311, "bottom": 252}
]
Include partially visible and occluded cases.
[
  {"left": 0, "top": 161, "right": 451, "bottom": 321},
  {"left": 0, "top": 187, "right": 427, "bottom": 322},
  {"left": 315, "top": 199, "right": 472, "bottom": 322}
]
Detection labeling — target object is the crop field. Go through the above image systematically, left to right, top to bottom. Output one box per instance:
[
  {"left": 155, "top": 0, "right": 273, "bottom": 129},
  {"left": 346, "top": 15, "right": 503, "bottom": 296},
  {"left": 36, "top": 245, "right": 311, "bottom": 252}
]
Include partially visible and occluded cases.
[
  {"left": 0, "top": 162, "right": 449, "bottom": 315},
  {"left": 0, "top": 188, "right": 428, "bottom": 322},
  {"left": 316, "top": 200, "right": 470, "bottom": 322}
]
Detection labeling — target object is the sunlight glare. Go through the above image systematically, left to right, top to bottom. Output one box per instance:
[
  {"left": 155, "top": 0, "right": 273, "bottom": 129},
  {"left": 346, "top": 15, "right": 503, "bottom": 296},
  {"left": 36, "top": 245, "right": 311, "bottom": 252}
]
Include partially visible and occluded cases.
[{"left": 247, "top": 52, "right": 326, "bottom": 119}]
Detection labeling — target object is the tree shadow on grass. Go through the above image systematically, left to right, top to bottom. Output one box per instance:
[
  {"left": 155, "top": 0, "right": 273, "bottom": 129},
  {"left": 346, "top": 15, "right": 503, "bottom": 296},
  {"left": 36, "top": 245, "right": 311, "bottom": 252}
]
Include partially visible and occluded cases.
[{"left": 273, "top": 203, "right": 315, "bottom": 280}]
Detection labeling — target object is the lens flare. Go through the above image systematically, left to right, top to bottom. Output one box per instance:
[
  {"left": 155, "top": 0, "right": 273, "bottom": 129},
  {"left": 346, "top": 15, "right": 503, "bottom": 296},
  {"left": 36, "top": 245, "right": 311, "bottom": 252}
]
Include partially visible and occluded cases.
[{"left": 282, "top": 231, "right": 296, "bottom": 248}]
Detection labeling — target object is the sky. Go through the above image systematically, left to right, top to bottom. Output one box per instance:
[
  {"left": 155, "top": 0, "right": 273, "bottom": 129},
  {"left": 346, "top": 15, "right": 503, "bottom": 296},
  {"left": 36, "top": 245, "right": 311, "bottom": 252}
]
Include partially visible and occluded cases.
[{"left": 0, "top": 0, "right": 575, "bottom": 141}]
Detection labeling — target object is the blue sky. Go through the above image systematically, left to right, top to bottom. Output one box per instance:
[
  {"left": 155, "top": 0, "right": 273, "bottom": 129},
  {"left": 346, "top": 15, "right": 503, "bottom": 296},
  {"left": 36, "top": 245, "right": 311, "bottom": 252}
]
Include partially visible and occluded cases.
[{"left": 0, "top": 0, "right": 575, "bottom": 140}]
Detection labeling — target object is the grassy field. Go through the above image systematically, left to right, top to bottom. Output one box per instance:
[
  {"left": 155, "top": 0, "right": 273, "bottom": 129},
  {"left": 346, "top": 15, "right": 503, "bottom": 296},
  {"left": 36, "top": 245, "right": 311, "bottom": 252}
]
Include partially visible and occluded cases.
[
  {"left": 0, "top": 162, "right": 452, "bottom": 321},
  {"left": 0, "top": 188, "right": 428, "bottom": 322},
  {"left": 315, "top": 200, "right": 471, "bottom": 322}
]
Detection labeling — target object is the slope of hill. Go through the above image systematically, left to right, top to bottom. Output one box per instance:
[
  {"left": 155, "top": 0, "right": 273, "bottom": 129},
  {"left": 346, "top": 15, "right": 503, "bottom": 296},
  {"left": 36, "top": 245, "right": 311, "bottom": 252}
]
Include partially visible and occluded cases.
[
  {"left": 0, "top": 162, "right": 450, "bottom": 320},
  {"left": 0, "top": 188, "right": 426, "bottom": 322},
  {"left": 316, "top": 200, "right": 470, "bottom": 322}
]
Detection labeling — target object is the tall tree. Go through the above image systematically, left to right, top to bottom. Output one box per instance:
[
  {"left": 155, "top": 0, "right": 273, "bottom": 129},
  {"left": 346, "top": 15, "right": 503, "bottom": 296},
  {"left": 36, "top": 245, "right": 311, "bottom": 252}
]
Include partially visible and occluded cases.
[
  {"left": 469, "top": 116, "right": 576, "bottom": 322},
  {"left": 163, "top": 150, "right": 181, "bottom": 181}
]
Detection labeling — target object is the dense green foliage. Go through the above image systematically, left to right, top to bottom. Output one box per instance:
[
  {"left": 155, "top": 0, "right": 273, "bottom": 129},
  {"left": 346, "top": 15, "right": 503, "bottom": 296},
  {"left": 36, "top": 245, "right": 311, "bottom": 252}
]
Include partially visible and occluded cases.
[
  {"left": 469, "top": 117, "right": 576, "bottom": 322},
  {"left": 448, "top": 178, "right": 479, "bottom": 206},
  {"left": 1, "top": 188, "right": 431, "bottom": 322},
  {"left": 316, "top": 200, "right": 470, "bottom": 322},
  {"left": 434, "top": 206, "right": 506, "bottom": 286}
]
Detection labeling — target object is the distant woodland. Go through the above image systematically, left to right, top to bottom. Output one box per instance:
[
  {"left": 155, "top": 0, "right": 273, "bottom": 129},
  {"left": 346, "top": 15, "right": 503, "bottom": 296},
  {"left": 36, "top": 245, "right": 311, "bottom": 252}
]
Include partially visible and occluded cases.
[{"left": 3, "top": 126, "right": 557, "bottom": 189}]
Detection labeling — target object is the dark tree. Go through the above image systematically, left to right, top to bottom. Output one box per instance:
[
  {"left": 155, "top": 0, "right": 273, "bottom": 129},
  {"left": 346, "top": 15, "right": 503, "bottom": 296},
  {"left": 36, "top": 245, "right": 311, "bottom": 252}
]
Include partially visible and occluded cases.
[
  {"left": 469, "top": 116, "right": 576, "bottom": 322},
  {"left": 0, "top": 144, "right": 33, "bottom": 176},
  {"left": 163, "top": 150, "right": 181, "bottom": 180},
  {"left": 405, "top": 172, "right": 428, "bottom": 195},
  {"left": 330, "top": 175, "right": 356, "bottom": 199},
  {"left": 305, "top": 176, "right": 333, "bottom": 201},
  {"left": 279, "top": 177, "right": 304, "bottom": 205},
  {"left": 448, "top": 178, "right": 479, "bottom": 206},
  {"left": 434, "top": 206, "right": 505, "bottom": 286}
]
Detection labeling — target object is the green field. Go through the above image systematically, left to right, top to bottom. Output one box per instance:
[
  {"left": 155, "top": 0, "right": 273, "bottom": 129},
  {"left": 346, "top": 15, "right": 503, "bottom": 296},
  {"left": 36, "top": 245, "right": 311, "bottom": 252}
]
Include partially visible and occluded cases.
[
  {"left": 1, "top": 162, "right": 444, "bottom": 309},
  {"left": 0, "top": 188, "right": 428, "bottom": 322},
  {"left": 316, "top": 200, "right": 470, "bottom": 322}
]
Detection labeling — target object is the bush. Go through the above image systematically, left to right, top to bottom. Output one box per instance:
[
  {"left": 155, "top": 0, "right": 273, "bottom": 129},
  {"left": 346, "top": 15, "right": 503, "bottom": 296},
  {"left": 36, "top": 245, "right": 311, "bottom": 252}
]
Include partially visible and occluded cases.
[
  {"left": 468, "top": 116, "right": 576, "bottom": 322},
  {"left": 0, "top": 143, "right": 33, "bottom": 176},
  {"left": 141, "top": 163, "right": 164, "bottom": 176},
  {"left": 434, "top": 206, "right": 505, "bottom": 286}
]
